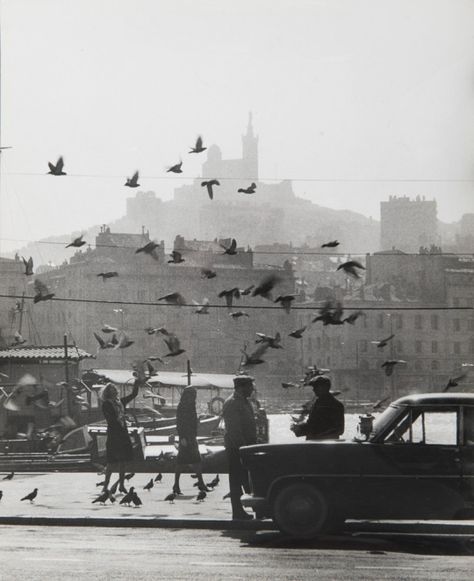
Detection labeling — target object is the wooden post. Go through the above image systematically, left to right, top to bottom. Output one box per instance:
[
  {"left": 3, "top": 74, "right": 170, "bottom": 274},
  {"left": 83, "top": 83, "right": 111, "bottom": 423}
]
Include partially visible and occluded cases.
[
  {"left": 18, "top": 292, "right": 25, "bottom": 334},
  {"left": 187, "top": 359, "right": 192, "bottom": 386}
]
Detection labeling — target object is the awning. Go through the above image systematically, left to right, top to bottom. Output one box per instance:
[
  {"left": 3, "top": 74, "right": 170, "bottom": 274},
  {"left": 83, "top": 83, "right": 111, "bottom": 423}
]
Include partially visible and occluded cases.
[
  {"left": 0, "top": 345, "right": 94, "bottom": 362},
  {"left": 89, "top": 369, "right": 237, "bottom": 390}
]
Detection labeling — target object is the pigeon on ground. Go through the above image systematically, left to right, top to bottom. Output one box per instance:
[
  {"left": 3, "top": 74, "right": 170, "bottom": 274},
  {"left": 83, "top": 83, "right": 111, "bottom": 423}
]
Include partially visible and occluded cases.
[
  {"left": 189, "top": 136, "right": 206, "bottom": 154},
  {"left": 47, "top": 156, "right": 66, "bottom": 176},
  {"left": 167, "top": 161, "right": 183, "bottom": 173},
  {"left": 125, "top": 170, "right": 140, "bottom": 188},
  {"left": 201, "top": 179, "right": 219, "bottom": 200},
  {"left": 237, "top": 182, "right": 256, "bottom": 194},
  {"left": 66, "top": 235, "right": 86, "bottom": 248},
  {"left": 220, "top": 238, "right": 238, "bottom": 255},
  {"left": 321, "top": 240, "right": 340, "bottom": 248},
  {"left": 135, "top": 241, "right": 160, "bottom": 261},
  {"left": 168, "top": 250, "right": 185, "bottom": 264},
  {"left": 22, "top": 256, "right": 34, "bottom": 276},
  {"left": 337, "top": 260, "right": 365, "bottom": 278},
  {"left": 200, "top": 267, "right": 217, "bottom": 279},
  {"left": 97, "top": 271, "right": 118, "bottom": 281},
  {"left": 252, "top": 274, "right": 281, "bottom": 300},
  {"left": 33, "top": 279, "right": 55, "bottom": 303},
  {"left": 218, "top": 288, "right": 240, "bottom": 309},
  {"left": 157, "top": 292, "right": 186, "bottom": 306},
  {"left": 274, "top": 294, "right": 295, "bottom": 314},
  {"left": 229, "top": 311, "right": 249, "bottom": 319},
  {"left": 289, "top": 326, "right": 306, "bottom": 339},
  {"left": 163, "top": 334, "right": 185, "bottom": 357},
  {"left": 371, "top": 334, "right": 395, "bottom": 348},
  {"left": 381, "top": 360, "right": 407, "bottom": 376},
  {"left": 2, "top": 472, "right": 14, "bottom": 480},
  {"left": 154, "top": 473, "right": 163, "bottom": 483},
  {"left": 207, "top": 475, "right": 219, "bottom": 488},
  {"left": 143, "top": 478, "right": 154, "bottom": 491},
  {"left": 109, "top": 479, "right": 121, "bottom": 495},
  {"left": 120, "top": 487, "right": 135, "bottom": 505},
  {"left": 21, "top": 488, "right": 38, "bottom": 502},
  {"left": 92, "top": 490, "right": 115, "bottom": 505},
  {"left": 131, "top": 490, "right": 142, "bottom": 506},
  {"left": 196, "top": 490, "right": 207, "bottom": 502},
  {"left": 0, "top": 491, "right": 3, "bottom": 501},
  {"left": 164, "top": 492, "right": 176, "bottom": 503},
  {"left": 223, "top": 492, "right": 231, "bottom": 500}
]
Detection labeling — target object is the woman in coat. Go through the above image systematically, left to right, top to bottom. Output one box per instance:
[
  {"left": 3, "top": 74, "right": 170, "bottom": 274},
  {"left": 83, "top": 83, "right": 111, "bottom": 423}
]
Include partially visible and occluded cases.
[
  {"left": 101, "top": 378, "right": 142, "bottom": 493},
  {"left": 173, "top": 385, "right": 208, "bottom": 494}
]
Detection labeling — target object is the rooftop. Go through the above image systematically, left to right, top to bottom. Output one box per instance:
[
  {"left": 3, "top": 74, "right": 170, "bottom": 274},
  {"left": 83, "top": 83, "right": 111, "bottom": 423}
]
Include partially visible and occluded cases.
[{"left": 0, "top": 345, "right": 94, "bottom": 361}]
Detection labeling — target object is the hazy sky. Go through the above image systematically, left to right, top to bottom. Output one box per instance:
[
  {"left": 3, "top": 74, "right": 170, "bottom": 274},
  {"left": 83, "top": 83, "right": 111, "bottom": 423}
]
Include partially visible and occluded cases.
[{"left": 0, "top": 0, "right": 473, "bottom": 252}]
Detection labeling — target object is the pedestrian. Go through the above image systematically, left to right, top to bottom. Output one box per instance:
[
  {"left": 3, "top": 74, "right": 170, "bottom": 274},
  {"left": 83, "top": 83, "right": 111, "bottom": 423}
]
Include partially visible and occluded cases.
[
  {"left": 100, "top": 375, "right": 144, "bottom": 493},
  {"left": 222, "top": 375, "right": 257, "bottom": 520},
  {"left": 291, "top": 375, "right": 345, "bottom": 440},
  {"left": 173, "top": 385, "right": 208, "bottom": 494}
]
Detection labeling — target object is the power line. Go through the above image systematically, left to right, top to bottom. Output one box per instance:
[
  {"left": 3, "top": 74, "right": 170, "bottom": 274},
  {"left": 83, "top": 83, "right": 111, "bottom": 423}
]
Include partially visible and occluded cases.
[{"left": 0, "top": 293, "right": 472, "bottom": 312}]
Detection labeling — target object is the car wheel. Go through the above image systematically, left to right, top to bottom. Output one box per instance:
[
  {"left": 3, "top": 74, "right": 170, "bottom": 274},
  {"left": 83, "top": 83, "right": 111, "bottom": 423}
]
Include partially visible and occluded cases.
[{"left": 273, "top": 482, "right": 332, "bottom": 539}]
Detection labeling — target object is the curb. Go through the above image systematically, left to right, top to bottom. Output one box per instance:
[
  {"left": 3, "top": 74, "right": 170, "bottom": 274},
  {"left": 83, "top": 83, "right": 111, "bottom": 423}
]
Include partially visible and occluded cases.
[{"left": 0, "top": 516, "right": 277, "bottom": 531}]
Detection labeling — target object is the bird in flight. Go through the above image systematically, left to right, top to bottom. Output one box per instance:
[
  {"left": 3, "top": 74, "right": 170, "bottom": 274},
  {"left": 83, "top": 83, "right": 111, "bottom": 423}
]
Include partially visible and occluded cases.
[
  {"left": 189, "top": 136, "right": 206, "bottom": 154},
  {"left": 47, "top": 156, "right": 66, "bottom": 176},
  {"left": 167, "top": 161, "right": 183, "bottom": 173},
  {"left": 125, "top": 170, "right": 140, "bottom": 188},
  {"left": 201, "top": 179, "right": 220, "bottom": 200},
  {"left": 238, "top": 182, "right": 257, "bottom": 194},
  {"left": 66, "top": 235, "right": 86, "bottom": 248},
  {"left": 220, "top": 238, "right": 238, "bottom": 255},
  {"left": 322, "top": 240, "right": 340, "bottom": 248},
  {"left": 135, "top": 241, "right": 160, "bottom": 261},
  {"left": 168, "top": 250, "right": 185, "bottom": 264},
  {"left": 22, "top": 256, "right": 34, "bottom": 276},
  {"left": 337, "top": 260, "right": 365, "bottom": 278},
  {"left": 200, "top": 267, "right": 217, "bottom": 279},
  {"left": 97, "top": 271, "right": 118, "bottom": 281},
  {"left": 252, "top": 274, "right": 281, "bottom": 301},
  {"left": 33, "top": 279, "right": 55, "bottom": 304},
  {"left": 239, "top": 285, "right": 255, "bottom": 296},
  {"left": 218, "top": 287, "right": 240, "bottom": 309},
  {"left": 157, "top": 292, "right": 186, "bottom": 306},
  {"left": 274, "top": 294, "right": 295, "bottom": 314},
  {"left": 194, "top": 298, "right": 210, "bottom": 314},
  {"left": 312, "top": 299, "right": 344, "bottom": 326},
  {"left": 229, "top": 311, "right": 249, "bottom": 319},
  {"left": 343, "top": 311, "right": 365, "bottom": 325},
  {"left": 101, "top": 324, "right": 118, "bottom": 334},
  {"left": 289, "top": 326, "right": 306, "bottom": 339},
  {"left": 93, "top": 332, "right": 115, "bottom": 351},
  {"left": 114, "top": 332, "right": 134, "bottom": 350},
  {"left": 255, "top": 332, "right": 283, "bottom": 349},
  {"left": 163, "top": 334, "right": 186, "bottom": 357},
  {"left": 371, "top": 334, "right": 395, "bottom": 348},
  {"left": 241, "top": 343, "right": 269, "bottom": 366},
  {"left": 381, "top": 360, "right": 406, "bottom": 376},
  {"left": 443, "top": 374, "right": 467, "bottom": 392},
  {"left": 2, "top": 472, "right": 14, "bottom": 480},
  {"left": 120, "top": 487, "right": 135, "bottom": 506}
]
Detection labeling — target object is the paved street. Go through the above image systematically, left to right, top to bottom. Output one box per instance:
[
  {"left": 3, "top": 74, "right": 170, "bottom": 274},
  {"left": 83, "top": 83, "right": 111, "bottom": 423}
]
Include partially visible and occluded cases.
[{"left": 0, "top": 525, "right": 473, "bottom": 581}]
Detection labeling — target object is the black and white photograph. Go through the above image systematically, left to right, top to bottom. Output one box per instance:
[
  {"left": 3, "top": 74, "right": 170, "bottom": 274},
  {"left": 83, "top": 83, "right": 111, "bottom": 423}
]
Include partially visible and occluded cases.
[{"left": 0, "top": 0, "right": 473, "bottom": 579}]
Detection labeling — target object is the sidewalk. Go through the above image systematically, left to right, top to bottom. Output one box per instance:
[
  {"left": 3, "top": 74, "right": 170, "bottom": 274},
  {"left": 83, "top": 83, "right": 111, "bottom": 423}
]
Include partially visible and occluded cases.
[{"left": 1, "top": 471, "right": 474, "bottom": 535}]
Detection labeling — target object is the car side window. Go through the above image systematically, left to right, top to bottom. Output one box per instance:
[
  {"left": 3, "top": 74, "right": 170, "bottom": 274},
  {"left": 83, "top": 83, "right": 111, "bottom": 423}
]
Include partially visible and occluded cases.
[
  {"left": 464, "top": 408, "right": 474, "bottom": 446},
  {"left": 385, "top": 410, "right": 458, "bottom": 445}
]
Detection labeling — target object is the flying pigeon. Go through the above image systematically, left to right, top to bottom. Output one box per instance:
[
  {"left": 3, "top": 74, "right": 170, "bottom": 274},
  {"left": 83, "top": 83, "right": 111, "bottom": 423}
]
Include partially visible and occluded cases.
[
  {"left": 189, "top": 136, "right": 206, "bottom": 154},
  {"left": 47, "top": 156, "right": 66, "bottom": 176},
  {"left": 167, "top": 161, "right": 183, "bottom": 174},
  {"left": 125, "top": 170, "right": 140, "bottom": 188},
  {"left": 201, "top": 179, "right": 220, "bottom": 200},
  {"left": 237, "top": 182, "right": 257, "bottom": 194},
  {"left": 66, "top": 235, "right": 86, "bottom": 248},
  {"left": 220, "top": 238, "right": 238, "bottom": 255},
  {"left": 321, "top": 240, "right": 340, "bottom": 248},
  {"left": 135, "top": 241, "right": 160, "bottom": 260},
  {"left": 168, "top": 250, "right": 185, "bottom": 264},
  {"left": 22, "top": 256, "right": 34, "bottom": 276},
  {"left": 337, "top": 260, "right": 365, "bottom": 278},
  {"left": 200, "top": 267, "right": 217, "bottom": 279},
  {"left": 97, "top": 271, "right": 118, "bottom": 281},
  {"left": 252, "top": 274, "right": 281, "bottom": 301},
  {"left": 33, "top": 279, "right": 55, "bottom": 303},
  {"left": 240, "top": 285, "right": 255, "bottom": 296},
  {"left": 218, "top": 288, "right": 240, "bottom": 309},
  {"left": 157, "top": 292, "right": 186, "bottom": 306},
  {"left": 274, "top": 294, "right": 295, "bottom": 314},
  {"left": 194, "top": 298, "right": 210, "bottom": 314},
  {"left": 312, "top": 299, "right": 343, "bottom": 326},
  {"left": 229, "top": 311, "right": 249, "bottom": 319},
  {"left": 343, "top": 311, "right": 364, "bottom": 325},
  {"left": 101, "top": 324, "right": 118, "bottom": 334},
  {"left": 145, "top": 326, "right": 169, "bottom": 335},
  {"left": 289, "top": 326, "right": 306, "bottom": 339},
  {"left": 93, "top": 332, "right": 115, "bottom": 351},
  {"left": 114, "top": 332, "right": 134, "bottom": 350},
  {"left": 255, "top": 332, "right": 283, "bottom": 349},
  {"left": 163, "top": 334, "right": 185, "bottom": 357},
  {"left": 371, "top": 334, "right": 395, "bottom": 348},
  {"left": 241, "top": 343, "right": 269, "bottom": 366},
  {"left": 381, "top": 360, "right": 406, "bottom": 376},
  {"left": 443, "top": 374, "right": 467, "bottom": 392},
  {"left": 281, "top": 382, "right": 301, "bottom": 389},
  {"left": 371, "top": 396, "right": 390, "bottom": 411},
  {"left": 2, "top": 472, "right": 14, "bottom": 480},
  {"left": 21, "top": 488, "right": 38, "bottom": 502}
]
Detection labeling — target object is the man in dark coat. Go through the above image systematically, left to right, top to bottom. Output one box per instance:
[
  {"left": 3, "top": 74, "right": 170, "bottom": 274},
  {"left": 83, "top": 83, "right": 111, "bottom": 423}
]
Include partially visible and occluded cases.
[
  {"left": 222, "top": 375, "right": 257, "bottom": 520},
  {"left": 292, "top": 376, "right": 345, "bottom": 440}
]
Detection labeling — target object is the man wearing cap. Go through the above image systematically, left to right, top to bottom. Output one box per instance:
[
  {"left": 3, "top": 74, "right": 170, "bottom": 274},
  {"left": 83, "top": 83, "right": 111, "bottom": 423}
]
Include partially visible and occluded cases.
[
  {"left": 222, "top": 375, "right": 257, "bottom": 520},
  {"left": 291, "top": 376, "right": 345, "bottom": 440}
]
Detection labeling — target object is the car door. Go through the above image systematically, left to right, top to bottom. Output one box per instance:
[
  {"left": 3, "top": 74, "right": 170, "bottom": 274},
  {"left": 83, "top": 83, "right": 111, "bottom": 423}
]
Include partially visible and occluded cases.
[
  {"left": 460, "top": 404, "right": 474, "bottom": 504},
  {"left": 356, "top": 407, "right": 463, "bottom": 519}
]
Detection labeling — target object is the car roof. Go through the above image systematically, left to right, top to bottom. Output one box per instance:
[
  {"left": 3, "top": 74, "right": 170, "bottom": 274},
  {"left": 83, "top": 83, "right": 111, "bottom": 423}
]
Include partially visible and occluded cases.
[{"left": 393, "top": 393, "right": 474, "bottom": 406}]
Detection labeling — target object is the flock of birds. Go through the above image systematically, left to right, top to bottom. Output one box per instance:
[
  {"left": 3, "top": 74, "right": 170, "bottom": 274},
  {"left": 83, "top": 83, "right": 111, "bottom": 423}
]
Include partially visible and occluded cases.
[{"left": 0, "top": 471, "right": 221, "bottom": 507}]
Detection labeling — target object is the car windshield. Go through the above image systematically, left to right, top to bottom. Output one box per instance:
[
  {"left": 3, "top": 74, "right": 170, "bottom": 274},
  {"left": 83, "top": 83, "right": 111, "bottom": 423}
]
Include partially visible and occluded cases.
[{"left": 370, "top": 404, "right": 403, "bottom": 440}]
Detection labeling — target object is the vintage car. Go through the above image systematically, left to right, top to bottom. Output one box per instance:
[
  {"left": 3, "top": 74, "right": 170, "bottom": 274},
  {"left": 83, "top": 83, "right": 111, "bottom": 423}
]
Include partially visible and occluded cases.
[{"left": 240, "top": 393, "right": 474, "bottom": 538}]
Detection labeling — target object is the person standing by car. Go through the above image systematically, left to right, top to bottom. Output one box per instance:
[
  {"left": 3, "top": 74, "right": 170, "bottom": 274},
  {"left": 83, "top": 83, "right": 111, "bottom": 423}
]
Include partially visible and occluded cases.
[
  {"left": 100, "top": 373, "right": 145, "bottom": 493},
  {"left": 222, "top": 375, "right": 257, "bottom": 520},
  {"left": 291, "top": 376, "right": 345, "bottom": 440},
  {"left": 173, "top": 385, "right": 208, "bottom": 495}
]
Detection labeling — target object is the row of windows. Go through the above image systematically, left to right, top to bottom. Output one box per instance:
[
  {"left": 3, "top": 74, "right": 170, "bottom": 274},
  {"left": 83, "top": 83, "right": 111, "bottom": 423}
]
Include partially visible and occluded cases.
[
  {"left": 303, "top": 314, "right": 474, "bottom": 331},
  {"left": 358, "top": 359, "right": 445, "bottom": 372}
]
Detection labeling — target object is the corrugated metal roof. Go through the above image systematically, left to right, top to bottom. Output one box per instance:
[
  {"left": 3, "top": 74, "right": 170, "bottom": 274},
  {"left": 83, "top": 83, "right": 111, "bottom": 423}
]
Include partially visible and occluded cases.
[
  {"left": 0, "top": 346, "right": 94, "bottom": 361},
  {"left": 91, "top": 368, "right": 237, "bottom": 389}
]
